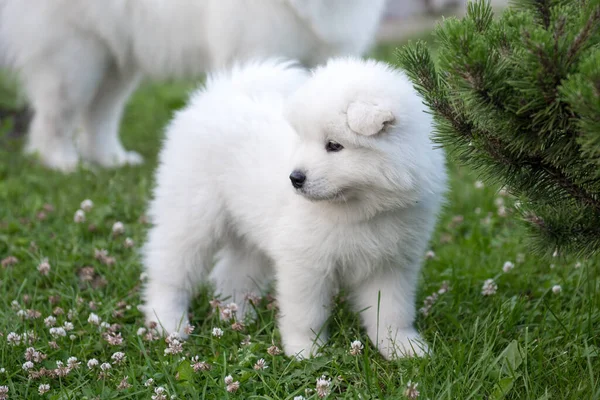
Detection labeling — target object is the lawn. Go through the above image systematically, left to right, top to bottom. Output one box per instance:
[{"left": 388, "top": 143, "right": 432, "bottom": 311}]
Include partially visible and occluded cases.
[{"left": 0, "top": 40, "right": 599, "bottom": 400}]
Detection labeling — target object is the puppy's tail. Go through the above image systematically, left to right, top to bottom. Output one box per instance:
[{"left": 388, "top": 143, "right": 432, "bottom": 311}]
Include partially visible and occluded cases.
[{"left": 205, "top": 58, "right": 308, "bottom": 99}]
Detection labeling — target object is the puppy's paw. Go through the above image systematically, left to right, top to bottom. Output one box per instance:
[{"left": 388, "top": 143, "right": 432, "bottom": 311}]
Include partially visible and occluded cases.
[
  {"left": 78, "top": 141, "right": 144, "bottom": 168},
  {"left": 25, "top": 143, "right": 79, "bottom": 172},
  {"left": 98, "top": 149, "right": 144, "bottom": 167},
  {"left": 120, "top": 150, "right": 144, "bottom": 166},
  {"left": 142, "top": 304, "right": 189, "bottom": 339},
  {"left": 378, "top": 328, "right": 429, "bottom": 360},
  {"left": 282, "top": 334, "right": 325, "bottom": 360}
]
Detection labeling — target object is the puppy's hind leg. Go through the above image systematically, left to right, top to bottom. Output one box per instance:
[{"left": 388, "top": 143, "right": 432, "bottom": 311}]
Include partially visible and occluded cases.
[
  {"left": 22, "top": 38, "right": 108, "bottom": 172},
  {"left": 79, "top": 64, "right": 143, "bottom": 167},
  {"left": 142, "top": 203, "right": 224, "bottom": 337},
  {"left": 209, "top": 238, "right": 273, "bottom": 319},
  {"left": 350, "top": 265, "right": 428, "bottom": 360}
]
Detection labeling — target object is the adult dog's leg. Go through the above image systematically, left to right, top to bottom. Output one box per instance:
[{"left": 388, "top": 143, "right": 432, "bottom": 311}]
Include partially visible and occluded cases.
[
  {"left": 23, "top": 38, "right": 107, "bottom": 172},
  {"left": 79, "top": 64, "right": 143, "bottom": 167},
  {"left": 210, "top": 239, "right": 273, "bottom": 319}
]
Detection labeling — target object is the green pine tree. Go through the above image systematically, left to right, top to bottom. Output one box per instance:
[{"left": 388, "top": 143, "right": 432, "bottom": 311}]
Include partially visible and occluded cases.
[{"left": 397, "top": 0, "right": 600, "bottom": 258}]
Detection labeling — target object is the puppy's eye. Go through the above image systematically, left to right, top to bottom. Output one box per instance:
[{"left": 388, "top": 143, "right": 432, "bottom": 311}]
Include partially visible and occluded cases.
[{"left": 325, "top": 141, "right": 344, "bottom": 152}]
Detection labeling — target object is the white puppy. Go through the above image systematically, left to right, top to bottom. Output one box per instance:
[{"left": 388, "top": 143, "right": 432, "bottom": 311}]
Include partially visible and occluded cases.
[
  {"left": 0, "top": 0, "right": 386, "bottom": 171},
  {"left": 142, "top": 58, "right": 447, "bottom": 360}
]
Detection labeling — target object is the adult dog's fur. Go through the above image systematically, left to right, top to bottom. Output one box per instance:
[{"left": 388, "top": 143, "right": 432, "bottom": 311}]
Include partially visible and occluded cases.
[
  {"left": 0, "top": 0, "right": 385, "bottom": 171},
  {"left": 141, "top": 58, "right": 447, "bottom": 360}
]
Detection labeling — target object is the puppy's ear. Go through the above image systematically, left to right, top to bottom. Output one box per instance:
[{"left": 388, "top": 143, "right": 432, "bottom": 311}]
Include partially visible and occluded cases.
[{"left": 347, "top": 101, "right": 395, "bottom": 136}]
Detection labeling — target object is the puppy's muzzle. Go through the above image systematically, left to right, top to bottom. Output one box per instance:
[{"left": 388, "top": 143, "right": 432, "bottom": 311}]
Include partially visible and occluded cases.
[{"left": 289, "top": 170, "right": 306, "bottom": 189}]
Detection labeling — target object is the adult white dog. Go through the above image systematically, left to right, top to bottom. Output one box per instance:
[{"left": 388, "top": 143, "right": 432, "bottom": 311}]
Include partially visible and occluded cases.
[
  {"left": 0, "top": 0, "right": 385, "bottom": 171},
  {"left": 141, "top": 58, "right": 447, "bottom": 360}
]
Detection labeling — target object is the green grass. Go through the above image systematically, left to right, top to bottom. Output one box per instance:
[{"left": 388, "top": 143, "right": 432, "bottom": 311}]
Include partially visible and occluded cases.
[{"left": 0, "top": 42, "right": 599, "bottom": 400}]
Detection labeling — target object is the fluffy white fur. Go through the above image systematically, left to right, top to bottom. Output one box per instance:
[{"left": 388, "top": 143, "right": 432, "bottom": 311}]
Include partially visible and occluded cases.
[
  {"left": 0, "top": 0, "right": 385, "bottom": 171},
  {"left": 142, "top": 58, "right": 447, "bottom": 360}
]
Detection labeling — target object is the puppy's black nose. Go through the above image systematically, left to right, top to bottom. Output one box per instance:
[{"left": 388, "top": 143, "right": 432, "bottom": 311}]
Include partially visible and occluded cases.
[{"left": 289, "top": 170, "right": 306, "bottom": 189}]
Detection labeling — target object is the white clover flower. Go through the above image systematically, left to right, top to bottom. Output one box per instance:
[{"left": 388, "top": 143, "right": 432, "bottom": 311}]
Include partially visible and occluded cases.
[
  {"left": 80, "top": 199, "right": 94, "bottom": 212},
  {"left": 74, "top": 209, "right": 86, "bottom": 223},
  {"left": 112, "top": 221, "right": 125, "bottom": 235},
  {"left": 124, "top": 237, "right": 134, "bottom": 248},
  {"left": 425, "top": 250, "right": 435, "bottom": 260},
  {"left": 37, "top": 259, "right": 51, "bottom": 276},
  {"left": 502, "top": 261, "right": 514, "bottom": 273},
  {"left": 481, "top": 279, "right": 498, "bottom": 296},
  {"left": 552, "top": 285, "right": 562, "bottom": 294},
  {"left": 10, "top": 300, "right": 20, "bottom": 310},
  {"left": 220, "top": 307, "right": 233, "bottom": 321},
  {"left": 67, "top": 309, "right": 77, "bottom": 320},
  {"left": 87, "top": 313, "right": 101, "bottom": 325},
  {"left": 44, "top": 316, "right": 56, "bottom": 327},
  {"left": 63, "top": 322, "right": 74, "bottom": 331},
  {"left": 184, "top": 324, "right": 195, "bottom": 335},
  {"left": 49, "top": 327, "right": 67, "bottom": 338},
  {"left": 136, "top": 327, "right": 147, "bottom": 336},
  {"left": 212, "top": 327, "right": 223, "bottom": 338},
  {"left": 21, "top": 331, "right": 37, "bottom": 345},
  {"left": 7, "top": 332, "right": 21, "bottom": 345},
  {"left": 166, "top": 332, "right": 181, "bottom": 343},
  {"left": 241, "top": 335, "right": 251, "bottom": 346},
  {"left": 350, "top": 340, "right": 364, "bottom": 355},
  {"left": 267, "top": 345, "right": 282, "bottom": 356},
  {"left": 24, "top": 347, "right": 36, "bottom": 362},
  {"left": 23, "top": 348, "right": 43, "bottom": 363},
  {"left": 111, "top": 352, "right": 126, "bottom": 364},
  {"left": 190, "top": 356, "right": 211, "bottom": 372},
  {"left": 67, "top": 357, "right": 80, "bottom": 369},
  {"left": 253, "top": 358, "right": 268, "bottom": 370},
  {"left": 87, "top": 359, "right": 99, "bottom": 369},
  {"left": 22, "top": 361, "right": 34, "bottom": 370},
  {"left": 100, "top": 362, "right": 111, "bottom": 371},
  {"left": 224, "top": 375, "right": 240, "bottom": 393},
  {"left": 315, "top": 375, "right": 331, "bottom": 398},
  {"left": 144, "top": 378, "right": 154, "bottom": 387},
  {"left": 226, "top": 381, "right": 240, "bottom": 393},
  {"left": 404, "top": 381, "right": 420, "bottom": 399},
  {"left": 38, "top": 383, "right": 50, "bottom": 395},
  {"left": 152, "top": 387, "right": 167, "bottom": 400}
]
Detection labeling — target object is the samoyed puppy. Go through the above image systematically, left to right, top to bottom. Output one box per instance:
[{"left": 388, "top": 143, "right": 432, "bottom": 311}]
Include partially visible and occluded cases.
[
  {"left": 0, "top": 0, "right": 386, "bottom": 172},
  {"left": 141, "top": 58, "right": 447, "bottom": 360}
]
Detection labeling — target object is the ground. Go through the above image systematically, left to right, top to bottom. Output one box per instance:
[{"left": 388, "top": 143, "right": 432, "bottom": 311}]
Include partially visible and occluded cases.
[{"left": 0, "top": 40, "right": 599, "bottom": 400}]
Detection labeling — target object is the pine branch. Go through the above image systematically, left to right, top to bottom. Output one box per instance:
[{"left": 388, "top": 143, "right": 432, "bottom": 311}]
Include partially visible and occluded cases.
[
  {"left": 398, "top": 0, "right": 600, "bottom": 257},
  {"left": 566, "top": 5, "right": 600, "bottom": 66}
]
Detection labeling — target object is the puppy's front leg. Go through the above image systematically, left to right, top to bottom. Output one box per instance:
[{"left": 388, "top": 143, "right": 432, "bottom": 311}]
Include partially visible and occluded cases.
[
  {"left": 276, "top": 264, "right": 333, "bottom": 359},
  {"left": 352, "top": 266, "right": 428, "bottom": 360}
]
